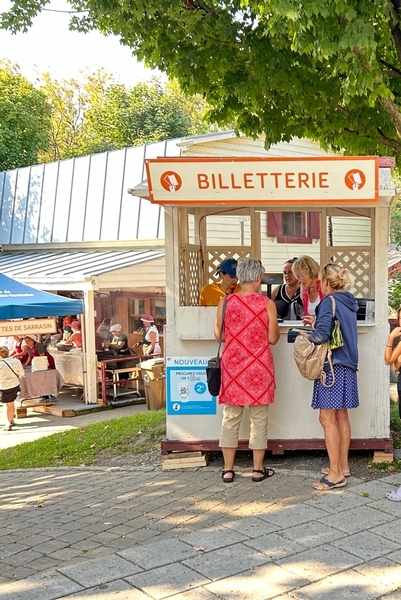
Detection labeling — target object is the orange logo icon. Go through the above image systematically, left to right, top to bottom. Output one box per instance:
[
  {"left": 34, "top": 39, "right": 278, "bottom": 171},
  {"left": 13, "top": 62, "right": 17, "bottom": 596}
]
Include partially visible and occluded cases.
[
  {"left": 345, "top": 169, "right": 366, "bottom": 191},
  {"left": 160, "top": 171, "right": 182, "bottom": 193}
]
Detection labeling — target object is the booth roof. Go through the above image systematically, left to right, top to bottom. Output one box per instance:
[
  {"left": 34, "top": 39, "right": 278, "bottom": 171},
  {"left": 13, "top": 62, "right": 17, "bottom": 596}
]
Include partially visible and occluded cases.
[
  {"left": 0, "top": 249, "right": 165, "bottom": 285},
  {"left": 0, "top": 272, "right": 83, "bottom": 319}
]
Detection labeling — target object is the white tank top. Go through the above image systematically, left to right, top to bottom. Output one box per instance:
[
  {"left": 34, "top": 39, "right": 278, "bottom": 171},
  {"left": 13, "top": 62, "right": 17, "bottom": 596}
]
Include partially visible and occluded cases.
[{"left": 308, "top": 297, "right": 320, "bottom": 316}]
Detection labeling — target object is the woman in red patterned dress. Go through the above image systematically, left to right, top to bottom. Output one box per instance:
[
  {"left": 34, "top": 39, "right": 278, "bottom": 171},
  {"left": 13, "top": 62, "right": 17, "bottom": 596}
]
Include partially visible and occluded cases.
[{"left": 214, "top": 257, "right": 280, "bottom": 483}]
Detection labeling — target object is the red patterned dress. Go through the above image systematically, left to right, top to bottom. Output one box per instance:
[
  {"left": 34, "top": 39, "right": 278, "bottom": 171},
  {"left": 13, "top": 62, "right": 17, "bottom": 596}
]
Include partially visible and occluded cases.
[{"left": 219, "top": 294, "right": 275, "bottom": 406}]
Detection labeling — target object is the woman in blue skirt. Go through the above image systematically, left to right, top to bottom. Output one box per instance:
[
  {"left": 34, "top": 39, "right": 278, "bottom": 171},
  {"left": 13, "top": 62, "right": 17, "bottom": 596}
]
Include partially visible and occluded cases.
[{"left": 300, "top": 264, "right": 359, "bottom": 491}]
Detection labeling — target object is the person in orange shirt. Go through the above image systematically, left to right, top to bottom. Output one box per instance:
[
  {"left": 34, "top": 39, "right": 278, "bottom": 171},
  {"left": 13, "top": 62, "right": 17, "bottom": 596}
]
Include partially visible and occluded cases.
[{"left": 199, "top": 258, "right": 241, "bottom": 306}]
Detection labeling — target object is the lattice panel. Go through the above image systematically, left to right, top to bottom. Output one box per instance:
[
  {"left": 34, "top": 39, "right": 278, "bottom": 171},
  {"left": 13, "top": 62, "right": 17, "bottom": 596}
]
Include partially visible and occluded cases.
[
  {"left": 179, "top": 247, "right": 202, "bottom": 306},
  {"left": 205, "top": 248, "right": 252, "bottom": 284},
  {"left": 325, "top": 248, "right": 373, "bottom": 298}
]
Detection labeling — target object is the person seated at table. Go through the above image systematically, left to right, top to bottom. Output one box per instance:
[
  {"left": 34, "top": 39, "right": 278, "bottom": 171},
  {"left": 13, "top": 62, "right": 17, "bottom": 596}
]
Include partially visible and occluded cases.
[
  {"left": 199, "top": 258, "right": 242, "bottom": 306},
  {"left": 271, "top": 258, "right": 303, "bottom": 320},
  {"left": 60, "top": 321, "right": 82, "bottom": 349},
  {"left": 24, "top": 334, "right": 56, "bottom": 402},
  {"left": 10, "top": 336, "right": 29, "bottom": 365}
]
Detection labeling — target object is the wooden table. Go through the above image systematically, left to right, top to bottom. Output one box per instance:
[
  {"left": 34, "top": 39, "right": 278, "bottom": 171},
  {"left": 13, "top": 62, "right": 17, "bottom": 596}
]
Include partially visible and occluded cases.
[{"left": 19, "top": 368, "right": 65, "bottom": 401}]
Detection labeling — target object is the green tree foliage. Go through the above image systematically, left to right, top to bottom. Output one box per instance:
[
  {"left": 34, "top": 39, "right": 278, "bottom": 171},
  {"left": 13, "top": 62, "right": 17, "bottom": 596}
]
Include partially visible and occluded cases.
[
  {"left": 4, "top": 1, "right": 401, "bottom": 158},
  {"left": 0, "top": 60, "right": 51, "bottom": 170},
  {"left": 39, "top": 70, "right": 208, "bottom": 161}
]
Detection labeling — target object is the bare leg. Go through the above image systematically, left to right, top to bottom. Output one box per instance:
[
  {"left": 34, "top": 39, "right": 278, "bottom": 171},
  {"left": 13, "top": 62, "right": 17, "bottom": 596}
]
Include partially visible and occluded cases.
[
  {"left": 3, "top": 402, "right": 14, "bottom": 429},
  {"left": 6, "top": 402, "right": 15, "bottom": 425},
  {"left": 313, "top": 409, "right": 344, "bottom": 489},
  {"left": 336, "top": 409, "right": 351, "bottom": 473},
  {"left": 222, "top": 447, "right": 236, "bottom": 481},
  {"left": 252, "top": 449, "right": 266, "bottom": 472}
]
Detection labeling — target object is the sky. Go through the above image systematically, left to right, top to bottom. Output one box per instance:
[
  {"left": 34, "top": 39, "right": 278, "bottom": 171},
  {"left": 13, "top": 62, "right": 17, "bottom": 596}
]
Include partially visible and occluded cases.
[{"left": 0, "top": 0, "right": 159, "bottom": 86}]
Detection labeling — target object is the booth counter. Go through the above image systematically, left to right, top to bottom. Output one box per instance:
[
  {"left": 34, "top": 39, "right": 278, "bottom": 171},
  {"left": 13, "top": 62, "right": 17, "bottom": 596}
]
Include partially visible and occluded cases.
[{"left": 48, "top": 350, "right": 84, "bottom": 387}]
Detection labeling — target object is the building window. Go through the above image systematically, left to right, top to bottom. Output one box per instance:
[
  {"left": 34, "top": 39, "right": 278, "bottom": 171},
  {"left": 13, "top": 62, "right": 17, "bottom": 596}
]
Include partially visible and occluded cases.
[{"left": 267, "top": 211, "right": 320, "bottom": 243}]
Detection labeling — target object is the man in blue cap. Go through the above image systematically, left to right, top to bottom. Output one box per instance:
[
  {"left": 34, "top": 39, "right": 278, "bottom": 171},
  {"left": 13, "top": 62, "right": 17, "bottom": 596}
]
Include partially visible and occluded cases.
[{"left": 199, "top": 258, "right": 241, "bottom": 306}]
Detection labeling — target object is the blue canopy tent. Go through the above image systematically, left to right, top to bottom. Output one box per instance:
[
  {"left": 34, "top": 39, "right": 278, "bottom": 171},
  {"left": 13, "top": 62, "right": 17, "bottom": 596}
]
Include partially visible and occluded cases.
[{"left": 0, "top": 272, "right": 83, "bottom": 319}]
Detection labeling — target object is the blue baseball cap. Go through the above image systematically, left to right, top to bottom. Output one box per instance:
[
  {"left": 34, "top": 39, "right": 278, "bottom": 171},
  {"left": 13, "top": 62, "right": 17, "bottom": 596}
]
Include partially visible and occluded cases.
[{"left": 217, "top": 258, "right": 237, "bottom": 277}]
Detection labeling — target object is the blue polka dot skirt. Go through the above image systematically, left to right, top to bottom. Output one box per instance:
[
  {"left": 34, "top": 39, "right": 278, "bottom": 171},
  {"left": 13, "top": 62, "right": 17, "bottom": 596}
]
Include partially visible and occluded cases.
[{"left": 312, "top": 364, "right": 359, "bottom": 410}]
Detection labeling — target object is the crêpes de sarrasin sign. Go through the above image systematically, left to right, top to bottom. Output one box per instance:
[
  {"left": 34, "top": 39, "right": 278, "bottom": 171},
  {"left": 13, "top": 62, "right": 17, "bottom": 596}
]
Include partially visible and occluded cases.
[
  {"left": 145, "top": 156, "right": 379, "bottom": 205},
  {"left": 0, "top": 318, "right": 57, "bottom": 336}
]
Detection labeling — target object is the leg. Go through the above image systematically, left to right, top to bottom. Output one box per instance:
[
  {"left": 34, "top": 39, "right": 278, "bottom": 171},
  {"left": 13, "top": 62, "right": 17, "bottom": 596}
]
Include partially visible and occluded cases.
[
  {"left": 3, "top": 401, "right": 14, "bottom": 430},
  {"left": 6, "top": 402, "right": 15, "bottom": 425},
  {"left": 219, "top": 405, "right": 243, "bottom": 481},
  {"left": 249, "top": 405, "right": 274, "bottom": 480},
  {"left": 336, "top": 408, "right": 351, "bottom": 473},
  {"left": 313, "top": 409, "right": 344, "bottom": 489}
]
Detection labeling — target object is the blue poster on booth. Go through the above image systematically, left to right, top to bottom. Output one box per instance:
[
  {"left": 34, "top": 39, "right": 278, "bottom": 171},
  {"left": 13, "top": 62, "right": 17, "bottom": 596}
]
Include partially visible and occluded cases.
[{"left": 166, "top": 357, "right": 216, "bottom": 415}]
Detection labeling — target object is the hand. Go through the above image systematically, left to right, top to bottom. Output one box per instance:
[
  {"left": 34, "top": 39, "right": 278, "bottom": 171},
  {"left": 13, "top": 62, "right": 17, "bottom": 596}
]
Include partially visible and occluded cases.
[
  {"left": 302, "top": 315, "right": 315, "bottom": 327},
  {"left": 390, "top": 327, "right": 401, "bottom": 339},
  {"left": 134, "top": 342, "right": 140, "bottom": 347}
]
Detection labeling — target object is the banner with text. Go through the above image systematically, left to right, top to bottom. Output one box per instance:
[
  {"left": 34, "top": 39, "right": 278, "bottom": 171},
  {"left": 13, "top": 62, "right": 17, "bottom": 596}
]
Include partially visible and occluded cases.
[
  {"left": 145, "top": 156, "right": 379, "bottom": 205},
  {"left": 0, "top": 318, "right": 57, "bottom": 337}
]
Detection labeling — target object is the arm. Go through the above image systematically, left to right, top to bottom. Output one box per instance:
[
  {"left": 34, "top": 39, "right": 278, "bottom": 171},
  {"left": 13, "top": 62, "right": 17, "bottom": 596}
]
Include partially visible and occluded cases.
[
  {"left": 214, "top": 298, "right": 225, "bottom": 341},
  {"left": 307, "top": 298, "right": 332, "bottom": 345},
  {"left": 267, "top": 299, "right": 280, "bottom": 345},
  {"left": 384, "top": 326, "right": 401, "bottom": 365}
]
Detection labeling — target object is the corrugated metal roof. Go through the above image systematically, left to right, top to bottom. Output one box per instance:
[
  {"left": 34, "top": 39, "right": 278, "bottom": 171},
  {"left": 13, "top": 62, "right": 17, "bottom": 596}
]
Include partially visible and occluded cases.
[{"left": 0, "top": 249, "right": 165, "bottom": 281}]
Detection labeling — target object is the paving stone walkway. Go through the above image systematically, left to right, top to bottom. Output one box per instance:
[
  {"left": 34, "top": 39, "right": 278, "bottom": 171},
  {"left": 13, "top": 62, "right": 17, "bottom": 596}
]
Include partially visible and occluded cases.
[{"left": 0, "top": 465, "right": 401, "bottom": 599}]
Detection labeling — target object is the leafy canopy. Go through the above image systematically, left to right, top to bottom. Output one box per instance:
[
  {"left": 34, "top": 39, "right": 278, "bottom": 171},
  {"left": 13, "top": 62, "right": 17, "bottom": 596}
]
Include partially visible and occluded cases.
[
  {"left": 3, "top": 1, "right": 401, "bottom": 158},
  {"left": 0, "top": 60, "right": 51, "bottom": 170},
  {"left": 39, "top": 70, "right": 209, "bottom": 162}
]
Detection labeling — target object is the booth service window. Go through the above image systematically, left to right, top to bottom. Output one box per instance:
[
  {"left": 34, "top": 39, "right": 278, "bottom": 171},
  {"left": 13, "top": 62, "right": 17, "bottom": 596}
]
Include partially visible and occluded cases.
[{"left": 267, "top": 211, "right": 320, "bottom": 244}]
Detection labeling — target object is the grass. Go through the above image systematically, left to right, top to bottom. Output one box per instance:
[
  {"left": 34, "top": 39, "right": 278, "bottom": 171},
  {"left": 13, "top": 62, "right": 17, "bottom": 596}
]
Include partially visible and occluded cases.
[{"left": 0, "top": 410, "right": 166, "bottom": 470}]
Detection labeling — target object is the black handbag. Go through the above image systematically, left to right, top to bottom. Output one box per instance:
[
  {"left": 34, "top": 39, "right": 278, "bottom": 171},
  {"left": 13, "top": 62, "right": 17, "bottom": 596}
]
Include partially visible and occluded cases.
[{"left": 206, "top": 297, "right": 227, "bottom": 396}]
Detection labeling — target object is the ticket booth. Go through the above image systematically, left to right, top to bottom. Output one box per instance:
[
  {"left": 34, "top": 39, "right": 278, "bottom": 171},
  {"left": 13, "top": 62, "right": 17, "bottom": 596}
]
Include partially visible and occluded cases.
[{"left": 145, "top": 155, "right": 395, "bottom": 453}]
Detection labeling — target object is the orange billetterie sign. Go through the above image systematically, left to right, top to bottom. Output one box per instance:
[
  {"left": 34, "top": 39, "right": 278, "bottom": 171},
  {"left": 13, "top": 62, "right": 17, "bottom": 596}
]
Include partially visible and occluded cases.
[{"left": 145, "top": 157, "right": 379, "bottom": 205}]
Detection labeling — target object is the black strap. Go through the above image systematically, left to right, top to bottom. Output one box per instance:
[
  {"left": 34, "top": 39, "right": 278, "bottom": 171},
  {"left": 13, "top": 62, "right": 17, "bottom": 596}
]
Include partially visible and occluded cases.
[
  {"left": 216, "top": 296, "right": 228, "bottom": 364},
  {"left": 2, "top": 359, "right": 19, "bottom": 378}
]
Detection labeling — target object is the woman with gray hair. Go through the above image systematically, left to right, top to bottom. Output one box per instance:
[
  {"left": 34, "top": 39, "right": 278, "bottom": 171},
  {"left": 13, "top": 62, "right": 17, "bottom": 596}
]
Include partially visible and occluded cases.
[
  {"left": 214, "top": 257, "right": 280, "bottom": 483},
  {"left": 0, "top": 346, "right": 25, "bottom": 431}
]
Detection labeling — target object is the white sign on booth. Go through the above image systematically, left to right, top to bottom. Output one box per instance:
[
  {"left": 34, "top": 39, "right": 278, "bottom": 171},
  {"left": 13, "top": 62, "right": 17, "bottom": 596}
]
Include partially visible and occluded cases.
[
  {"left": 146, "top": 156, "right": 379, "bottom": 204},
  {"left": 0, "top": 318, "right": 57, "bottom": 336},
  {"left": 166, "top": 357, "right": 216, "bottom": 416}
]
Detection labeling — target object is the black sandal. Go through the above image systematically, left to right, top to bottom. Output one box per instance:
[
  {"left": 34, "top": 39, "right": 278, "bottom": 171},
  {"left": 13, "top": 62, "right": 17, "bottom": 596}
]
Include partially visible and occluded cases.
[
  {"left": 252, "top": 467, "right": 275, "bottom": 482},
  {"left": 221, "top": 469, "right": 235, "bottom": 483}
]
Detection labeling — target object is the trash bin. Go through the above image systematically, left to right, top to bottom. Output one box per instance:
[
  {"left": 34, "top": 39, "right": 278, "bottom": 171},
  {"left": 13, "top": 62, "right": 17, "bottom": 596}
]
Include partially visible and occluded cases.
[{"left": 140, "top": 358, "right": 166, "bottom": 410}]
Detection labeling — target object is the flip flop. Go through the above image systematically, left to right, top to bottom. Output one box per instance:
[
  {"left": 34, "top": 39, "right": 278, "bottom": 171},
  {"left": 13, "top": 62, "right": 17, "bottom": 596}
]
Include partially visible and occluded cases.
[
  {"left": 252, "top": 467, "right": 275, "bottom": 482},
  {"left": 321, "top": 467, "right": 351, "bottom": 478},
  {"left": 221, "top": 469, "right": 235, "bottom": 483},
  {"left": 312, "top": 476, "right": 347, "bottom": 491},
  {"left": 386, "top": 488, "right": 401, "bottom": 502}
]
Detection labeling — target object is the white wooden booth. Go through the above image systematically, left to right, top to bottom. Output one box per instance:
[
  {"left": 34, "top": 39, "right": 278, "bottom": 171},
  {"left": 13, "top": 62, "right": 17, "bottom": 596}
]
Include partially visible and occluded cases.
[{"left": 145, "top": 155, "right": 396, "bottom": 454}]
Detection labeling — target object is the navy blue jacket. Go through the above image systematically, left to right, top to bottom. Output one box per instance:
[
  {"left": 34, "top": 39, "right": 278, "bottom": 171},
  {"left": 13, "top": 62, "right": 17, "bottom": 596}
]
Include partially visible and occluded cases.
[{"left": 308, "top": 292, "right": 359, "bottom": 370}]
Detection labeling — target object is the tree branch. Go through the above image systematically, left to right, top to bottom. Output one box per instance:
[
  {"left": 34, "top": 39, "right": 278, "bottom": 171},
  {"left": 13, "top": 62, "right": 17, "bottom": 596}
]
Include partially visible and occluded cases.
[
  {"left": 390, "top": 1, "right": 401, "bottom": 65},
  {"left": 380, "top": 58, "right": 401, "bottom": 77},
  {"left": 378, "top": 95, "right": 401, "bottom": 138},
  {"left": 377, "top": 128, "right": 401, "bottom": 152}
]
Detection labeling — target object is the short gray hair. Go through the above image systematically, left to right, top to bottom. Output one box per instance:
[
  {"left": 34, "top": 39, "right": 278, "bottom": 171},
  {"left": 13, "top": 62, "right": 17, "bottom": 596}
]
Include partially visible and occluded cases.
[{"left": 236, "top": 258, "right": 265, "bottom": 284}]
